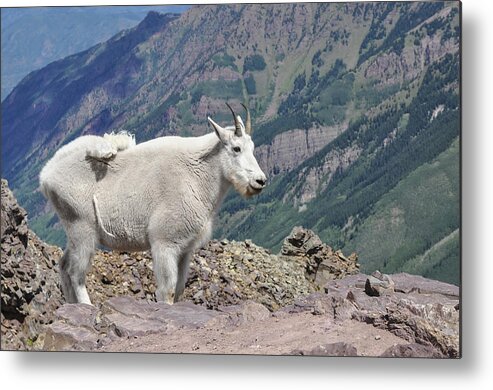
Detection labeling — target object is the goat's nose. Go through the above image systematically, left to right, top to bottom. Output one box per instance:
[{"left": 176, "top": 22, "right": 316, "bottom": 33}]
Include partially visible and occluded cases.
[{"left": 256, "top": 178, "right": 266, "bottom": 187}]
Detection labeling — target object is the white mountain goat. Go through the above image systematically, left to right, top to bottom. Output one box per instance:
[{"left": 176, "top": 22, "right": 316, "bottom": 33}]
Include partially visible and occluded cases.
[{"left": 39, "top": 103, "right": 267, "bottom": 305}]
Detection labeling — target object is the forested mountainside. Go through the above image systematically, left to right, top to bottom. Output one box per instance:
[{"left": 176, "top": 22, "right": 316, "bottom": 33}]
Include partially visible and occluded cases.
[
  {"left": 1, "top": 2, "right": 460, "bottom": 284},
  {"left": 1, "top": 5, "right": 190, "bottom": 100}
]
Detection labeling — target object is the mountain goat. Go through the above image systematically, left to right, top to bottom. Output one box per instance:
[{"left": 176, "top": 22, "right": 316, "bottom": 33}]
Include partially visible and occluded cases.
[{"left": 39, "top": 103, "right": 267, "bottom": 305}]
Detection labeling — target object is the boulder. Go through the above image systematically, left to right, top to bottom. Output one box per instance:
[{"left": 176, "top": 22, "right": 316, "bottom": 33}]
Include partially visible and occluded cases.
[{"left": 364, "top": 270, "right": 395, "bottom": 297}]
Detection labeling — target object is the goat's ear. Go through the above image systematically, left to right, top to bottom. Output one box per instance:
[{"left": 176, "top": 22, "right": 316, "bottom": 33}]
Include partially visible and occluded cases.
[{"left": 208, "top": 117, "right": 229, "bottom": 145}]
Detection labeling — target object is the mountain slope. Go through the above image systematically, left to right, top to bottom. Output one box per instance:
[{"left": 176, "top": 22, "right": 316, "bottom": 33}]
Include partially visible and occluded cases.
[
  {"left": 1, "top": 2, "right": 460, "bottom": 284},
  {"left": 1, "top": 5, "right": 190, "bottom": 100},
  {"left": 342, "top": 138, "right": 460, "bottom": 285}
]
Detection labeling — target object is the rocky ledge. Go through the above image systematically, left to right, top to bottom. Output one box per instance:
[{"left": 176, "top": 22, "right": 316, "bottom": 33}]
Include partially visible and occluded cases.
[
  {"left": 1, "top": 179, "right": 460, "bottom": 357},
  {"left": 43, "top": 272, "right": 459, "bottom": 357}
]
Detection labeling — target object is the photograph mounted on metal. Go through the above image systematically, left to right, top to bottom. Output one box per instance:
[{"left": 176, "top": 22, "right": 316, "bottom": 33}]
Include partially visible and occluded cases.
[{"left": 1, "top": 1, "right": 461, "bottom": 357}]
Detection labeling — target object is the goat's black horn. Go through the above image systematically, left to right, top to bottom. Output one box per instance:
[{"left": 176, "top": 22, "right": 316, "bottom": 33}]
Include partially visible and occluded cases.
[
  {"left": 226, "top": 102, "right": 242, "bottom": 137},
  {"left": 241, "top": 103, "right": 252, "bottom": 135}
]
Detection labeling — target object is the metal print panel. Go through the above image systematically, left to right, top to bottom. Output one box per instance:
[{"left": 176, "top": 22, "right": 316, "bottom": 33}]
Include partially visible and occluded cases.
[{"left": 1, "top": 1, "right": 461, "bottom": 357}]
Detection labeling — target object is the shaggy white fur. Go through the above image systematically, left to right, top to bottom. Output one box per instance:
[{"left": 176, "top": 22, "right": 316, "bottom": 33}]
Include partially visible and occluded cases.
[{"left": 85, "top": 131, "right": 135, "bottom": 159}]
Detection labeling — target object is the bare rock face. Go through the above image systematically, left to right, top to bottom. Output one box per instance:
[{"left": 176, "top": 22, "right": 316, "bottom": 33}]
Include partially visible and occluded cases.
[
  {"left": 363, "top": 24, "right": 458, "bottom": 86},
  {"left": 255, "top": 124, "right": 345, "bottom": 178},
  {"left": 290, "top": 145, "right": 362, "bottom": 208}
]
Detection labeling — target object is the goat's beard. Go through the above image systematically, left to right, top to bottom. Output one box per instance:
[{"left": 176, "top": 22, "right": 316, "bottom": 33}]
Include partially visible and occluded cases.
[
  {"left": 229, "top": 174, "right": 260, "bottom": 198},
  {"left": 234, "top": 182, "right": 253, "bottom": 198},
  {"left": 245, "top": 185, "right": 262, "bottom": 198}
]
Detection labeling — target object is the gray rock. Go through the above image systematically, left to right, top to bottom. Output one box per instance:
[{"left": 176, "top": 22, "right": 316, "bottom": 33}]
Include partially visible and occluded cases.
[
  {"left": 281, "top": 226, "right": 323, "bottom": 256},
  {"left": 364, "top": 271, "right": 395, "bottom": 297},
  {"left": 281, "top": 292, "right": 333, "bottom": 315},
  {"left": 55, "top": 303, "right": 98, "bottom": 329},
  {"left": 103, "top": 312, "right": 169, "bottom": 339}
]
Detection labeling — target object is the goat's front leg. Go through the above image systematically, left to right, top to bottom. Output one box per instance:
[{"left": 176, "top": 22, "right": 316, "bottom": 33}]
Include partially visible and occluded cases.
[
  {"left": 151, "top": 243, "right": 180, "bottom": 304},
  {"left": 175, "top": 251, "right": 193, "bottom": 302}
]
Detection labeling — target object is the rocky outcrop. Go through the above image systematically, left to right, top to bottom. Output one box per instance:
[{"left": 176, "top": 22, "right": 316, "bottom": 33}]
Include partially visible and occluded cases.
[
  {"left": 1, "top": 179, "right": 64, "bottom": 350},
  {"left": 1, "top": 180, "right": 459, "bottom": 357},
  {"left": 182, "top": 226, "right": 359, "bottom": 311},
  {"left": 280, "top": 226, "right": 360, "bottom": 286},
  {"left": 87, "top": 229, "right": 355, "bottom": 313},
  {"left": 380, "top": 343, "right": 444, "bottom": 358}
]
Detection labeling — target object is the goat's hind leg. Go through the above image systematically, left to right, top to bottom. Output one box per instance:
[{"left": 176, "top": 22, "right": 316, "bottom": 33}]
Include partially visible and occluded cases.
[
  {"left": 60, "top": 225, "right": 97, "bottom": 305},
  {"left": 60, "top": 243, "right": 95, "bottom": 304},
  {"left": 59, "top": 248, "right": 77, "bottom": 303}
]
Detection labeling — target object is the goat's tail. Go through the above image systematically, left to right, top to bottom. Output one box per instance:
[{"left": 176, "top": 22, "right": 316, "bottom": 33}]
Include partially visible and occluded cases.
[
  {"left": 86, "top": 131, "right": 136, "bottom": 160},
  {"left": 93, "top": 194, "right": 116, "bottom": 238}
]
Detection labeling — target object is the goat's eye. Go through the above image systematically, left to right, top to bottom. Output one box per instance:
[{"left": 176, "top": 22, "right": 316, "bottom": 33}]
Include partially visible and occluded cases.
[{"left": 233, "top": 146, "right": 241, "bottom": 153}]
